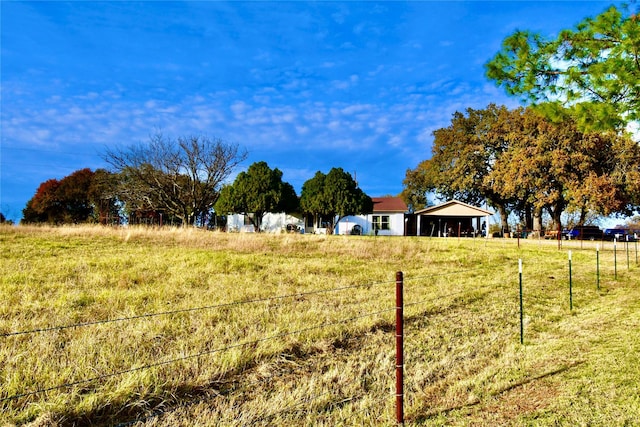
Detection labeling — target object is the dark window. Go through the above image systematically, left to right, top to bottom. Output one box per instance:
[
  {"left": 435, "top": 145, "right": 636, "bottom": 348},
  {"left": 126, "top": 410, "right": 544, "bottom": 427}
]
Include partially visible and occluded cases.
[{"left": 372, "top": 215, "right": 390, "bottom": 230}]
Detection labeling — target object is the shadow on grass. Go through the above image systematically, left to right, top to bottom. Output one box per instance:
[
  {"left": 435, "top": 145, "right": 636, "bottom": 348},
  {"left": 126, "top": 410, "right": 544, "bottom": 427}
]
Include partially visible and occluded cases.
[
  {"left": 28, "top": 295, "right": 491, "bottom": 426},
  {"left": 108, "top": 296, "right": 488, "bottom": 426},
  {"left": 410, "top": 360, "right": 586, "bottom": 423}
]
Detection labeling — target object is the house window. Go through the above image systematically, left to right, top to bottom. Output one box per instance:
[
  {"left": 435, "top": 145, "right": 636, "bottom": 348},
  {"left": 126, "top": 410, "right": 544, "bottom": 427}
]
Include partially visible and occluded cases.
[{"left": 372, "top": 215, "right": 390, "bottom": 230}]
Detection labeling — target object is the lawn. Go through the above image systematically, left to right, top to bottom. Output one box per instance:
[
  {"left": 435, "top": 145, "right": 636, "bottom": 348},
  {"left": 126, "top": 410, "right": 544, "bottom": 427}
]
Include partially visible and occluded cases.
[{"left": 0, "top": 225, "right": 638, "bottom": 426}]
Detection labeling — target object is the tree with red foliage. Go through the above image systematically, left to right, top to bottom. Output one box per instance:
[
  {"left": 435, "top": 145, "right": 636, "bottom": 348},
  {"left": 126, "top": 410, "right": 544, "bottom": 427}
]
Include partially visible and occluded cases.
[
  {"left": 22, "top": 169, "right": 101, "bottom": 224},
  {"left": 23, "top": 179, "right": 62, "bottom": 223}
]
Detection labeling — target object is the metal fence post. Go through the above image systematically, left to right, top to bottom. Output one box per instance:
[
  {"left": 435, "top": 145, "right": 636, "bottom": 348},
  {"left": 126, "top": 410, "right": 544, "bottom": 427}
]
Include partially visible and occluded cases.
[
  {"left": 626, "top": 236, "right": 630, "bottom": 271},
  {"left": 614, "top": 239, "right": 618, "bottom": 280},
  {"left": 596, "top": 245, "right": 600, "bottom": 291},
  {"left": 568, "top": 251, "right": 573, "bottom": 311},
  {"left": 519, "top": 259, "right": 523, "bottom": 344},
  {"left": 395, "top": 271, "right": 404, "bottom": 426}
]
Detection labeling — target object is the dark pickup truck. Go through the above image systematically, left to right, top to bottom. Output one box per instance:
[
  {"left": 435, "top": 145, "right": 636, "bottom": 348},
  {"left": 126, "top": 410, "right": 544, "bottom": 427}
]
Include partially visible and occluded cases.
[
  {"left": 562, "top": 226, "right": 603, "bottom": 240},
  {"left": 603, "top": 228, "right": 638, "bottom": 241}
]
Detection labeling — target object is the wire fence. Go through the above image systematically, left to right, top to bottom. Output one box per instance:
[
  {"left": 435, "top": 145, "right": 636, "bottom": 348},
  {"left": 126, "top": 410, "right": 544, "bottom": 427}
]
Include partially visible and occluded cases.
[
  {"left": 1, "top": 242, "right": 637, "bottom": 426},
  {"left": 1, "top": 276, "right": 399, "bottom": 425},
  {"left": 0, "top": 280, "right": 393, "bottom": 339}
]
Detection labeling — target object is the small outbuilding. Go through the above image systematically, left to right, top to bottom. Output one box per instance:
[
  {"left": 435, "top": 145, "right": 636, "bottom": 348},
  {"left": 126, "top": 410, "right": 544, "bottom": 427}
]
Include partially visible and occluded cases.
[{"left": 410, "top": 200, "right": 493, "bottom": 237}]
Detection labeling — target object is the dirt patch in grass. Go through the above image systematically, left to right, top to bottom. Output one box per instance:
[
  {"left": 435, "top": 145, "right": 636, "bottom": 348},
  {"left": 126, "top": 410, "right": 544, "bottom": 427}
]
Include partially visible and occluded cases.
[
  {"left": 465, "top": 360, "right": 584, "bottom": 426},
  {"left": 473, "top": 380, "right": 560, "bottom": 425}
]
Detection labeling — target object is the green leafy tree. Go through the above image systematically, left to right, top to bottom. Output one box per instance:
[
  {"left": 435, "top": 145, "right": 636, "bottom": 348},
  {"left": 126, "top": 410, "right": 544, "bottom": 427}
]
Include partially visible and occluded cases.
[
  {"left": 486, "top": 5, "right": 640, "bottom": 132},
  {"left": 401, "top": 159, "right": 435, "bottom": 211},
  {"left": 214, "top": 161, "right": 299, "bottom": 231},
  {"left": 300, "top": 168, "right": 373, "bottom": 234},
  {"left": 299, "top": 171, "right": 326, "bottom": 220},
  {"left": 0, "top": 212, "right": 13, "bottom": 225}
]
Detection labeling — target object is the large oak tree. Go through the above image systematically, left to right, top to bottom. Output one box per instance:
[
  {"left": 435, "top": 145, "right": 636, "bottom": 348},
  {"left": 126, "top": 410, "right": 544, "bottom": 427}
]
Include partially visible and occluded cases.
[
  {"left": 403, "top": 104, "right": 516, "bottom": 231},
  {"left": 404, "top": 105, "right": 640, "bottom": 232},
  {"left": 491, "top": 108, "right": 640, "bottom": 229}
]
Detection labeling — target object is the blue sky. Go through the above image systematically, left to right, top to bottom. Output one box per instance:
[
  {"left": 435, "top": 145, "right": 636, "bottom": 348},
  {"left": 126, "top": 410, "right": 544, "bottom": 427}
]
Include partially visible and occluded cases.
[{"left": 0, "top": 1, "right": 627, "bottom": 222}]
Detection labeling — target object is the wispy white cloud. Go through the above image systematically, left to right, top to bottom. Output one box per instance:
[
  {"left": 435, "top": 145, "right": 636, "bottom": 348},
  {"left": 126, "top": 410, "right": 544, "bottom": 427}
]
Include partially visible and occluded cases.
[{"left": 1, "top": 0, "right": 619, "bottom": 222}]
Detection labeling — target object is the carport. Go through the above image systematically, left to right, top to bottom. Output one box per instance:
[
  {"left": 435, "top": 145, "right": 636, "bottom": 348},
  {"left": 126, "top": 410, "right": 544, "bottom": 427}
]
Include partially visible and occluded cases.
[{"left": 412, "top": 200, "right": 493, "bottom": 237}]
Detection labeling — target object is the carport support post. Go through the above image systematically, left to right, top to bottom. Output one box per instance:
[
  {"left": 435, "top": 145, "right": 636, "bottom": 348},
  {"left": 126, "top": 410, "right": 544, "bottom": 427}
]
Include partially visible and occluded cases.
[{"left": 395, "top": 271, "right": 404, "bottom": 426}]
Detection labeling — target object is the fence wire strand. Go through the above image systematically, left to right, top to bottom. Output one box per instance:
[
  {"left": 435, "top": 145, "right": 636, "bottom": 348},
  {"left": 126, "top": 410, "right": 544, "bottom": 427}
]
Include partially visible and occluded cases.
[
  {"left": 404, "top": 265, "right": 495, "bottom": 282},
  {"left": 0, "top": 279, "right": 394, "bottom": 338},
  {"left": 1, "top": 307, "right": 394, "bottom": 403},
  {"left": 116, "top": 348, "right": 354, "bottom": 427},
  {"left": 114, "top": 367, "right": 286, "bottom": 426},
  {"left": 247, "top": 390, "right": 336, "bottom": 425},
  {"left": 337, "top": 393, "right": 389, "bottom": 424}
]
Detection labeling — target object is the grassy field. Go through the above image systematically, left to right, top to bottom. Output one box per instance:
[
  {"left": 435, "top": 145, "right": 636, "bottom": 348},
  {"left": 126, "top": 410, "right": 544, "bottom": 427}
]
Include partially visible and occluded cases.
[{"left": 0, "top": 225, "right": 638, "bottom": 426}]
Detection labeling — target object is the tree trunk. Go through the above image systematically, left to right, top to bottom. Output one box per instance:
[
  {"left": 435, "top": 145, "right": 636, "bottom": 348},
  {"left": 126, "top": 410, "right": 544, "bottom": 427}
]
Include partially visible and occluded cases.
[
  {"left": 524, "top": 203, "right": 533, "bottom": 231},
  {"left": 496, "top": 204, "right": 510, "bottom": 234},
  {"left": 533, "top": 206, "right": 543, "bottom": 236},
  {"left": 578, "top": 206, "right": 587, "bottom": 226},
  {"left": 552, "top": 208, "right": 562, "bottom": 231},
  {"left": 251, "top": 212, "right": 263, "bottom": 232}
]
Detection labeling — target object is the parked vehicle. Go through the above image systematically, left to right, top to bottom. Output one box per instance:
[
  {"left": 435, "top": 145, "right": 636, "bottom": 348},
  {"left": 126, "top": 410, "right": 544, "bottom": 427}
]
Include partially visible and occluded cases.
[
  {"left": 350, "top": 224, "right": 362, "bottom": 235},
  {"left": 562, "top": 225, "right": 602, "bottom": 240},
  {"left": 603, "top": 228, "right": 627, "bottom": 241},
  {"left": 610, "top": 229, "right": 639, "bottom": 241}
]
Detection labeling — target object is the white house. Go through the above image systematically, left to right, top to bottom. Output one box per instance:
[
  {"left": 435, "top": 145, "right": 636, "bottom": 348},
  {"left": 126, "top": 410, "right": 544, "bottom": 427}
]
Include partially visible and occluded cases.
[
  {"left": 223, "top": 197, "right": 408, "bottom": 235},
  {"left": 335, "top": 197, "right": 408, "bottom": 236},
  {"left": 225, "top": 212, "right": 304, "bottom": 233}
]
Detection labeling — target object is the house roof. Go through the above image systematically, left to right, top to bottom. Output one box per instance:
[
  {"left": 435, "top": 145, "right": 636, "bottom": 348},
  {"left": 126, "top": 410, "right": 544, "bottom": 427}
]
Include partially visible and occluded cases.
[
  {"left": 372, "top": 197, "right": 408, "bottom": 213},
  {"left": 414, "top": 200, "right": 493, "bottom": 217}
]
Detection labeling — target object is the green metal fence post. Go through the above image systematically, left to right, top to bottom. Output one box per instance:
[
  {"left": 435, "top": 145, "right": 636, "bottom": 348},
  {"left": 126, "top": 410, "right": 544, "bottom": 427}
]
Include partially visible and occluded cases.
[
  {"left": 626, "top": 236, "right": 630, "bottom": 271},
  {"left": 614, "top": 239, "right": 618, "bottom": 280},
  {"left": 596, "top": 244, "right": 600, "bottom": 291},
  {"left": 569, "top": 251, "right": 573, "bottom": 311},
  {"left": 519, "top": 259, "right": 524, "bottom": 345}
]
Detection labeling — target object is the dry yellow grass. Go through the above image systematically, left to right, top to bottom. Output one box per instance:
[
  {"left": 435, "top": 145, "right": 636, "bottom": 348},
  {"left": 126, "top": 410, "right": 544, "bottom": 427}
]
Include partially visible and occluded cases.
[{"left": 1, "top": 224, "right": 638, "bottom": 426}]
